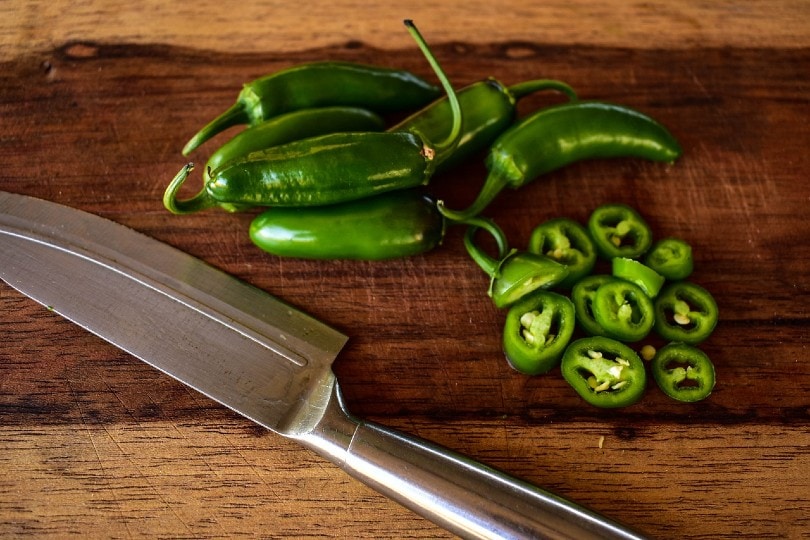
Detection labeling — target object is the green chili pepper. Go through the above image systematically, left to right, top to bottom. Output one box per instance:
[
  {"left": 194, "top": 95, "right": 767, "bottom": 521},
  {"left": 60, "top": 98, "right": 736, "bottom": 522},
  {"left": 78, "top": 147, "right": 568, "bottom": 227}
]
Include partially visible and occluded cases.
[
  {"left": 164, "top": 20, "right": 463, "bottom": 214},
  {"left": 182, "top": 61, "right": 441, "bottom": 156},
  {"left": 390, "top": 78, "right": 577, "bottom": 173},
  {"left": 438, "top": 101, "right": 682, "bottom": 220},
  {"left": 168, "top": 107, "right": 386, "bottom": 214},
  {"left": 248, "top": 189, "right": 505, "bottom": 261},
  {"left": 588, "top": 203, "right": 653, "bottom": 259},
  {"left": 528, "top": 218, "right": 596, "bottom": 289},
  {"left": 464, "top": 226, "right": 569, "bottom": 309},
  {"left": 645, "top": 237, "right": 694, "bottom": 280},
  {"left": 612, "top": 257, "right": 665, "bottom": 298},
  {"left": 570, "top": 275, "right": 613, "bottom": 337},
  {"left": 592, "top": 278, "right": 655, "bottom": 342},
  {"left": 654, "top": 282, "right": 718, "bottom": 345},
  {"left": 503, "top": 290, "right": 575, "bottom": 375},
  {"left": 561, "top": 336, "right": 647, "bottom": 408},
  {"left": 652, "top": 342, "right": 716, "bottom": 402}
]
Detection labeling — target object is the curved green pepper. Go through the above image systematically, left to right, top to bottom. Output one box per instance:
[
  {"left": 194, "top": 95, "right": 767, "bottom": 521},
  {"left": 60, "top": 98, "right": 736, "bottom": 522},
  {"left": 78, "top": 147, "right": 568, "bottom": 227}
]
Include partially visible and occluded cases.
[
  {"left": 165, "top": 21, "right": 462, "bottom": 213},
  {"left": 182, "top": 62, "right": 441, "bottom": 155},
  {"left": 390, "top": 77, "right": 576, "bottom": 173},
  {"left": 438, "top": 101, "right": 682, "bottom": 220},
  {"left": 166, "top": 107, "right": 386, "bottom": 214},
  {"left": 248, "top": 189, "right": 504, "bottom": 261},
  {"left": 588, "top": 203, "right": 653, "bottom": 260},
  {"left": 528, "top": 218, "right": 596, "bottom": 289},
  {"left": 464, "top": 226, "right": 569, "bottom": 309},
  {"left": 645, "top": 237, "right": 694, "bottom": 280},
  {"left": 612, "top": 257, "right": 665, "bottom": 298},
  {"left": 571, "top": 274, "right": 613, "bottom": 337},
  {"left": 593, "top": 278, "right": 655, "bottom": 342},
  {"left": 654, "top": 282, "right": 718, "bottom": 344},
  {"left": 503, "top": 291, "right": 575, "bottom": 375},
  {"left": 561, "top": 336, "right": 647, "bottom": 408},
  {"left": 652, "top": 342, "right": 716, "bottom": 402}
]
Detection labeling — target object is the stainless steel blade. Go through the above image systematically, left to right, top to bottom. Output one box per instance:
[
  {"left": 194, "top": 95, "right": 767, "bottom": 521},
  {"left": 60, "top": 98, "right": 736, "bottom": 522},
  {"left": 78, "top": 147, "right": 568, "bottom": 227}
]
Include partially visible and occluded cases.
[
  {"left": 0, "top": 190, "right": 347, "bottom": 433},
  {"left": 0, "top": 190, "right": 647, "bottom": 540}
]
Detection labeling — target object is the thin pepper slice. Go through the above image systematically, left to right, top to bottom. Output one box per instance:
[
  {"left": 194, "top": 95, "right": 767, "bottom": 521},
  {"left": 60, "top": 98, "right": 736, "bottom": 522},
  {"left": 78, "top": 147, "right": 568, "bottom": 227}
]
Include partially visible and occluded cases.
[
  {"left": 182, "top": 61, "right": 441, "bottom": 155},
  {"left": 390, "top": 78, "right": 576, "bottom": 173},
  {"left": 438, "top": 101, "right": 682, "bottom": 221},
  {"left": 588, "top": 203, "right": 653, "bottom": 260},
  {"left": 528, "top": 218, "right": 597, "bottom": 289},
  {"left": 464, "top": 226, "right": 568, "bottom": 309},
  {"left": 645, "top": 237, "right": 694, "bottom": 280},
  {"left": 612, "top": 257, "right": 665, "bottom": 298},
  {"left": 571, "top": 275, "right": 613, "bottom": 337},
  {"left": 593, "top": 278, "right": 655, "bottom": 342},
  {"left": 654, "top": 282, "right": 719, "bottom": 345},
  {"left": 503, "top": 291, "right": 576, "bottom": 375},
  {"left": 561, "top": 336, "right": 647, "bottom": 408},
  {"left": 652, "top": 342, "right": 716, "bottom": 402}
]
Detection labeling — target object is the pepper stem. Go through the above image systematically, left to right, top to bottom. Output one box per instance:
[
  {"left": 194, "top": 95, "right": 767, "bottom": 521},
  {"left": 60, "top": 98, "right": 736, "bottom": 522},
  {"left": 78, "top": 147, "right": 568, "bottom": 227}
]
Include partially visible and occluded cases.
[
  {"left": 404, "top": 20, "right": 461, "bottom": 160},
  {"left": 508, "top": 79, "right": 578, "bottom": 102},
  {"left": 182, "top": 103, "right": 250, "bottom": 156},
  {"left": 162, "top": 163, "right": 218, "bottom": 214},
  {"left": 437, "top": 170, "right": 511, "bottom": 222},
  {"left": 462, "top": 218, "right": 512, "bottom": 277}
]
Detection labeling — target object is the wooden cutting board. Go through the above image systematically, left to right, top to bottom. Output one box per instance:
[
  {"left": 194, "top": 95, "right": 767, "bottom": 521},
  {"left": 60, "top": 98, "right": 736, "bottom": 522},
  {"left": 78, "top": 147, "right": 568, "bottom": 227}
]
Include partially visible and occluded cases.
[{"left": 1, "top": 2, "right": 808, "bottom": 538}]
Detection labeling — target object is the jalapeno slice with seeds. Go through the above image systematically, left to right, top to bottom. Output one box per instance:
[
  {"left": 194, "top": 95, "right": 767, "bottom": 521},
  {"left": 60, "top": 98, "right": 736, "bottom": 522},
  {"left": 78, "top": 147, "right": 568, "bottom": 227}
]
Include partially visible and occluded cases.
[
  {"left": 588, "top": 203, "right": 652, "bottom": 260},
  {"left": 528, "top": 218, "right": 597, "bottom": 289},
  {"left": 645, "top": 237, "right": 694, "bottom": 281},
  {"left": 593, "top": 278, "right": 655, "bottom": 342},
  {"left": 654, "top": 282, "right": 718, "bottom": 345},
  {"left": 503, "top": 291, "right": 575, "bottom": 375},
  {"left": 561, "top": 336, "right": 647, "bottom": 408},
  {"left": 652, "top": 342, "right": 715, "bottom": 402}
]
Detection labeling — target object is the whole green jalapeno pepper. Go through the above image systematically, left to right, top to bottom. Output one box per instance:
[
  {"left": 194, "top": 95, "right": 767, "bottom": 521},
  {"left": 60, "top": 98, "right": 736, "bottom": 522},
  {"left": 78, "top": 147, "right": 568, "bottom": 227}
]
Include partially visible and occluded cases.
[
  {"left": 164, "top": 20, "right": 463, "bottom": 214},
  {"left": 182, "top": 61, "right": 441, "bottom": 155},
  {"left": 389, "top": 77, "right": 577, "bottom": 173},
  {"left": 438, "top": 101, "right": 682, "bottom": 221},
  {"left": 168, "top": 107, "right": 387, "bottom": 214},
  {"left": 248, "top": 189, "right": 506, "bottom": 261},
  {"left": 588, "top": 203, "right": 653, "bottom": 260},
  {"left": 528, "top": 218, "right": 596, "bottom": 289},
  {"left": 464, "top": 225, "right": 569, "bottom": 309},
  {"left": 644, "top": 237, "right": 694, "bottom": 281},
  {"left": 592, "top": 277, "right": 656, "bottom": 342},
  {"left": 654, "top": 281, "right": 719, "bottom": 344},
  {"left": 502, "top": 290, "right": 576, "bottom": 375},
  {"left": 561, "top": 336, "right": 647, "bottom": 408},
  {"left": 652, "top": 342, "right": 716, "bottom": 403}
]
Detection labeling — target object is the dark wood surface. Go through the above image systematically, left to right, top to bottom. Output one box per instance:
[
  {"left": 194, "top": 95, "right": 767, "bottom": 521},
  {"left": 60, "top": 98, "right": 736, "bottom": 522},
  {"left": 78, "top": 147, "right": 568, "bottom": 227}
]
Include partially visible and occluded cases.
[{"left": 1, "top": 5, "right": 808, "bottom": 539}]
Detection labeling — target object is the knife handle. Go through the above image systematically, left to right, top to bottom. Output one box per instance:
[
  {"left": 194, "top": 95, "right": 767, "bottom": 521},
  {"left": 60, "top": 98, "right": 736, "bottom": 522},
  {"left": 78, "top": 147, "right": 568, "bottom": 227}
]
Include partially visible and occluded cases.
[{"left": 298, "top": 380, "right": 647, "bottom": 540}]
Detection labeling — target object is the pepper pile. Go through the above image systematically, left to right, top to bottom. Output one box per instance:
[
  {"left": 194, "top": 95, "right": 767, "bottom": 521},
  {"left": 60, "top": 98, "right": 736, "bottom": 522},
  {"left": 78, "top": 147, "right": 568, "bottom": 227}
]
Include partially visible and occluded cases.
[
  {"left": 163, "top": 21, "right": 709, "bottom": 408},
  {"left": 499, "top": 203, "right": 719, "bottom": 407}
]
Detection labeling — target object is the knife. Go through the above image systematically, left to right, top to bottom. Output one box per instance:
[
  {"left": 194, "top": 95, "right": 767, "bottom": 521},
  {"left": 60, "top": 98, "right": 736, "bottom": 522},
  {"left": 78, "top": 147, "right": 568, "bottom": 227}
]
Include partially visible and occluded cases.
[{"left": 0, "top": 190, "right": 646, "bottom": 540}]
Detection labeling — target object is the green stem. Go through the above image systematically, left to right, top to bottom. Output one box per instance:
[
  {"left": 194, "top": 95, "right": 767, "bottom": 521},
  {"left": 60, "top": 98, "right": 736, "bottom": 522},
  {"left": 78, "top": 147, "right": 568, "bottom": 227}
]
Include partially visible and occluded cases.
[
  {"left": 404, "top": 20, "right": 461, "bottom": 159},
  {"left": 508, "top": 79, "right": 578, "bottom": 102},
  {"left": 182, "top": 103, "right": 250, "bottom": 156},
  {"left": 163, "top": 163, "right": 218, "bottom": 214},
  {"left": 437, "top": 170, "right": 511, "bottom": 222},
  {"left": 463, "top": 219, "right": 512, "bottom": 277}
]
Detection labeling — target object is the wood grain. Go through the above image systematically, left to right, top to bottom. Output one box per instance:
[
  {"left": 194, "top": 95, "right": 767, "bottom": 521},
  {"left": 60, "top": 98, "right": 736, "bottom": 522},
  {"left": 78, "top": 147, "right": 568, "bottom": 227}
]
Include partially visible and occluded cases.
[{"left": 1, "top": 2, "right": 809, "bottom": 539}]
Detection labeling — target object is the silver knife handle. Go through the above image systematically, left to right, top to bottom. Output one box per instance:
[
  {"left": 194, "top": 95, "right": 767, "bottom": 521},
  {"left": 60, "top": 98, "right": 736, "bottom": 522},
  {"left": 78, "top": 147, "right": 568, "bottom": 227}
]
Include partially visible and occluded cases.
[{"left": 297, "top": 380, "right": 647, "bottom": 540}]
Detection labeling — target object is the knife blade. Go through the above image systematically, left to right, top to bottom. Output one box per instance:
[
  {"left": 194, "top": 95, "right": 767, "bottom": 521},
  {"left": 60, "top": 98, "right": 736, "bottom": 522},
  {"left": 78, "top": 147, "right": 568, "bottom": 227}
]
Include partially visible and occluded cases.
[{"left": 0, "top": 190, "right": 646, "bottom": 540}]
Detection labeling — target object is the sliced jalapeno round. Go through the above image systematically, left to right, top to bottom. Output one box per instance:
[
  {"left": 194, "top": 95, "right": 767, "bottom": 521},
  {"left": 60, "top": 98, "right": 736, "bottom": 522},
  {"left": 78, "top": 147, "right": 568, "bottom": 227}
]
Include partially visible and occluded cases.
[
  {"left": 588, "top": 203, "right": 653, "bottom": 260},
  {"left": 528, "top": 218, "right": 597, "bottom": 289},
  {"left": 645, "top": 237, "right": 694, "bottom": 281},
  {"left": 612, "top": 257, "right": 665, "bottom": 298},
  {"left": 571, "top": 275, "right": 613, "bottom": 337},
  {"left": 593, "top": 278, "right": 655, "bottom": 342},
  {"left": 654, "top": 282, "right": 719, "bottom": 344},
  {"left": 503, "top": 291, "right": 576, "bottom": 375},
  {"left": 561, "top": 336, "right": 647, "bottom": 408},
  {"left": 652, "top": 342, "right": 716, "bottom": 402}
]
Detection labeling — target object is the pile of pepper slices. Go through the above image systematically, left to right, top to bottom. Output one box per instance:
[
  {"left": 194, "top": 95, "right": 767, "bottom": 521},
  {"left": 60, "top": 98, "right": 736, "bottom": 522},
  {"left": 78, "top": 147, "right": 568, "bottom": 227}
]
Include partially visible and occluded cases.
[{"left": 164, "top": 21, "right": 717, "bottom": 408}]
